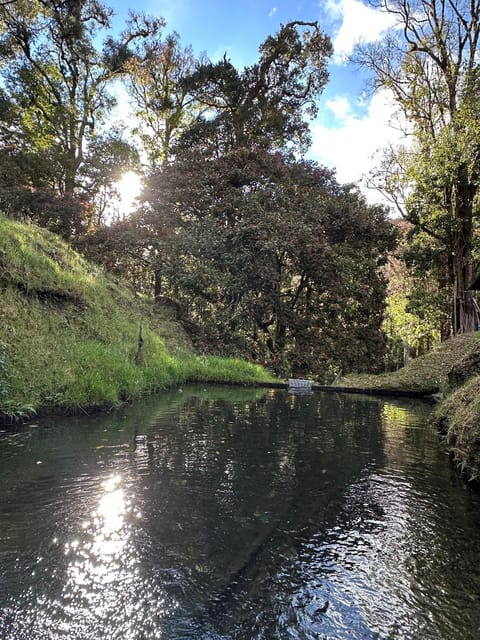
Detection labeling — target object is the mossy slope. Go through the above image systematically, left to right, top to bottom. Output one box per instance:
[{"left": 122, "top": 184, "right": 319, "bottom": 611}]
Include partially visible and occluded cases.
[
  {"left": 0, "top": 217, "right": 274, "bottom": 421},
  {"left": 339, "top": 332, "right": 480, "bottom": 395},
  {"left": 435, "top": 343, "right": 480, "bottom": 481}
]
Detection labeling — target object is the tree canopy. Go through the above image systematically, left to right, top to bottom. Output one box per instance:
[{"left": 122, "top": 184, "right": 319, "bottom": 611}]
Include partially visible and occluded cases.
[
  {"left": 0, "top": 0, "right": 145, "bottom": 234},
  {"left": 356, "top": 0, "right": 480, "bottom": 335},
  {"left": 0, "top": 5, "right": 400, "bottom": 379},
  {"left": 178, "top": 21, "right": 332, "bottom": 156},
  {"left": 136, "top": 148, "right": 395, "bottom": 377}
]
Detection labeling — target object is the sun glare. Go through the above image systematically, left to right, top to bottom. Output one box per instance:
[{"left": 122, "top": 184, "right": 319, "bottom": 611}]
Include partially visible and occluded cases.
[{"left": 116, "top": 171, "right": 142, "bottom": 214}]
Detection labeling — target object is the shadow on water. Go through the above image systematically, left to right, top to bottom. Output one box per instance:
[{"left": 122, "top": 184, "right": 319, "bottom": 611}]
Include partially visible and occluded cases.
[{"left": 1, "top": 387, "right": 480, "bottom": 639}]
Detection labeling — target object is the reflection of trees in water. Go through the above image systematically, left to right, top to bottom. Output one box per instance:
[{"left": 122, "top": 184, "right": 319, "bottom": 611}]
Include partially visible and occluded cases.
[
  {"left": 6, "top": 387, "right": 476, "bottom": 640},
  {"left": 129, "top": 391, "right": 389, "bottom": 608}
]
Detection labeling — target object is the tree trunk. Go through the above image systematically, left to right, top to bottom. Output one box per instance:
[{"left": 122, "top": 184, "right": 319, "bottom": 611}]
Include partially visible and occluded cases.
[
  {"left": 452, "top": 176, "right": 476, "bottom": 334},
  {"left": 154, "top": 265, "right": 162, "bottom": 301},
  {"left": 454, "top": 281, "right": 477, "bottom": 334}
]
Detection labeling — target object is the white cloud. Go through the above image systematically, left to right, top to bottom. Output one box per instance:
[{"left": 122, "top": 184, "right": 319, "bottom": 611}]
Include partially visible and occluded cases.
[
  {"left": 326, "top": 0, "right": 395, "bottom": 62},
  {"left": 269, "top": 7, "right": 278, "bottom": 17},
  {"left": 310, "top": 89, "right": 406, "bottom": 204},
  {"left": 325, "top": 95, "right": 352, "bottom": 120}
]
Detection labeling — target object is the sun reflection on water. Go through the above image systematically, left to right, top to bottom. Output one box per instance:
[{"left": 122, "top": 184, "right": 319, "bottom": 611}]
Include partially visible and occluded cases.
[
  {"left": 53, "top": 473, "right": 177, "bottom": 638},
  {"left": 96, "top": 476, "right": 127, "bottom": 531}
]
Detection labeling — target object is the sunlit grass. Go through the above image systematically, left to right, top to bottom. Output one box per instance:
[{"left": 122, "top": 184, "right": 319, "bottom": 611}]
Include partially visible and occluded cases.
[
  {"left": 0, "top": 216, "right": 274, "bottom": 421},
  {"left": 0, "top": 217, "right": 100, "bottom": 297},
  {"left": 339, "top": 331, "right": 480, "bottom": 395}
]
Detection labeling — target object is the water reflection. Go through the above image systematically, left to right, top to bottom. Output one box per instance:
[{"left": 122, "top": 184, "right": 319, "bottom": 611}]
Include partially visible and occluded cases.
[
  {"left": 0, "top": 388, "right": 480, "bottom": 639},
  {"left": 53, "top": 473, "right": 172, "bottom": 640}
]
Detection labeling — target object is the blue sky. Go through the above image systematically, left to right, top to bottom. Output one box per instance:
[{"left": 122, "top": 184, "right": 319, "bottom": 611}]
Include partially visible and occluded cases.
[{"left": 109, "top": 0, "right": 403, "bottom": 204}]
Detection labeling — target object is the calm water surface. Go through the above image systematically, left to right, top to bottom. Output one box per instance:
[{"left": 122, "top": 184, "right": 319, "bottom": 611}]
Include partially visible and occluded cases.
[{"left": 1, "top": 387, "right": 480, "bottom": 639}]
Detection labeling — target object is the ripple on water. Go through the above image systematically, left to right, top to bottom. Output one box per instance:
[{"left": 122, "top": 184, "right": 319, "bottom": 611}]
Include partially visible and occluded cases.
[{"left": 1, "top": 390, "right": 480, "bottom": 640}]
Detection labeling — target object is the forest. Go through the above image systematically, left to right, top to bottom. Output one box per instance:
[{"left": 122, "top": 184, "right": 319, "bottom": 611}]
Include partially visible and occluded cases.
[{"left": 1, "top": 0, "right": 480, "bottom": 382}]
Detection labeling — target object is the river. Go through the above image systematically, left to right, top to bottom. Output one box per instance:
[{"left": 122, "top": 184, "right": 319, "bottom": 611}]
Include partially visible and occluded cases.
[{"left": 1, "top": 386, "right": 480, "bottom": 639}]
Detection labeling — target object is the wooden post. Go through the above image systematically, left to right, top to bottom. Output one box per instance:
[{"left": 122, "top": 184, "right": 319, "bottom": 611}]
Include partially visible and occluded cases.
[{"left": 134, "top": 323, "right": 144, "bottom": 365}]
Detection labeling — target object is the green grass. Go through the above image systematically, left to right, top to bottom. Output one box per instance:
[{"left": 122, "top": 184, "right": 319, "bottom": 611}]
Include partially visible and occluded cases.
[
  {"left": 0, "top": 216, "right": 275, "bottom": 421},
  {"left": 0, "top": 216, "right": 102, "bottom": 300},
  {"left": 338, "top": 331, "right": 480, "bottom": 395},
  {"left": 435, "top": 376, "right": 480, "bottom": 481}
]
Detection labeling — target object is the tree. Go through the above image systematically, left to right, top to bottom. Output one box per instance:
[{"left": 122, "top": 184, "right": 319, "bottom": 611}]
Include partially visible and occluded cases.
[
  {"left": 0, "top": 0, "right": 114, "bottom": 194},
  {"left": 356, "top": 0, "right": 480, "bottom": 334},
  {"left": 0, "top": 1, "right": 150, "bottom": 235},
  {"left": 73, "top": 18, "right": 396, "bottom": 378},
  {"left": 118, "top": 20, "right": 333, "bottom": 300},
  {"left": 178, "top": 20, "right": 332, "bottom": 156},
  {"left": 122, "top": 21, "right": 202, "bottom": 168},
  {"left": 140, "top": 149, "right": 396, "bottom": 378},
  {"left": 382, "top": 221, "right": 448, "bottom": 368}
]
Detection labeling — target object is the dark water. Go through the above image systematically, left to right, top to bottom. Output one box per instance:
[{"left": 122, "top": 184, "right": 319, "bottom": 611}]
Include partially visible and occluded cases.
[{"left": 1, "top": 387, "right": 480, "bottom": 640}]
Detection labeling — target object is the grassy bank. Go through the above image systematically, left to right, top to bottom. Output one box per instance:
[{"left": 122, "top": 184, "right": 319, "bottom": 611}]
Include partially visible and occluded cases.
[
  {"left": 0, "top": 217, "right": 275, "bottom": 422},
  {"left": 4, "top": 217, "right": 480, "bottom": 481},
  {"left": 339, "top": 331, "right": 480, "bottom": 481},
  {"left": 339, "top": 332, "right": 480, "bottom": 395}
]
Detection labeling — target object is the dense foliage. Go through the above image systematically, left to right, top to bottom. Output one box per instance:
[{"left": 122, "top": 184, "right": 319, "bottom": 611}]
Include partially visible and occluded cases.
[
  {"left": 357, "top": 0, "right": 480, "bottom": 336},
  {"left": 0, "top": 2, "right": 399, "bottom": 379},
  {"left": 136, "top": 149, "right": 395, "bottom": 378},
  {"left": 382, "top": 220, "right": 450, "bottom": 369}
]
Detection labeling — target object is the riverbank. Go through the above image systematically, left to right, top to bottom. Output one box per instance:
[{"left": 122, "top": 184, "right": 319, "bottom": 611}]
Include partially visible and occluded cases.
[
  {"left": 0, "top": 217, "right": 274, "bottom": 423},
  {"left": 2, "top": 217, "right": 480, "bottom": 482},
  {"left": 339, "top": 331, "right": 480, "bottom": 482}
]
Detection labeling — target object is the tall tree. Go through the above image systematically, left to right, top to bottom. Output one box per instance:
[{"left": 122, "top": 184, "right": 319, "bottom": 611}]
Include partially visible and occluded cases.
[
  {"left": 0, "top": 0, "right": 114, "bottom": 194},
  {"left": 0, "top": 0, "right": 149, "bottom": 235},
  {"left": 356, "top": 0, "right": 480, "bottom": 334},
  {"left": 122, "top": 20, "right": 202, "bottom": 168},
  {"left": 124, "top": 20, "right": 333, "bottom": 299},
  {"left": 178, "top": 20, "right": 332, "bottom": 156},
  {"left": 140, "top": 149, "right": 395, "bottom": 378}
]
